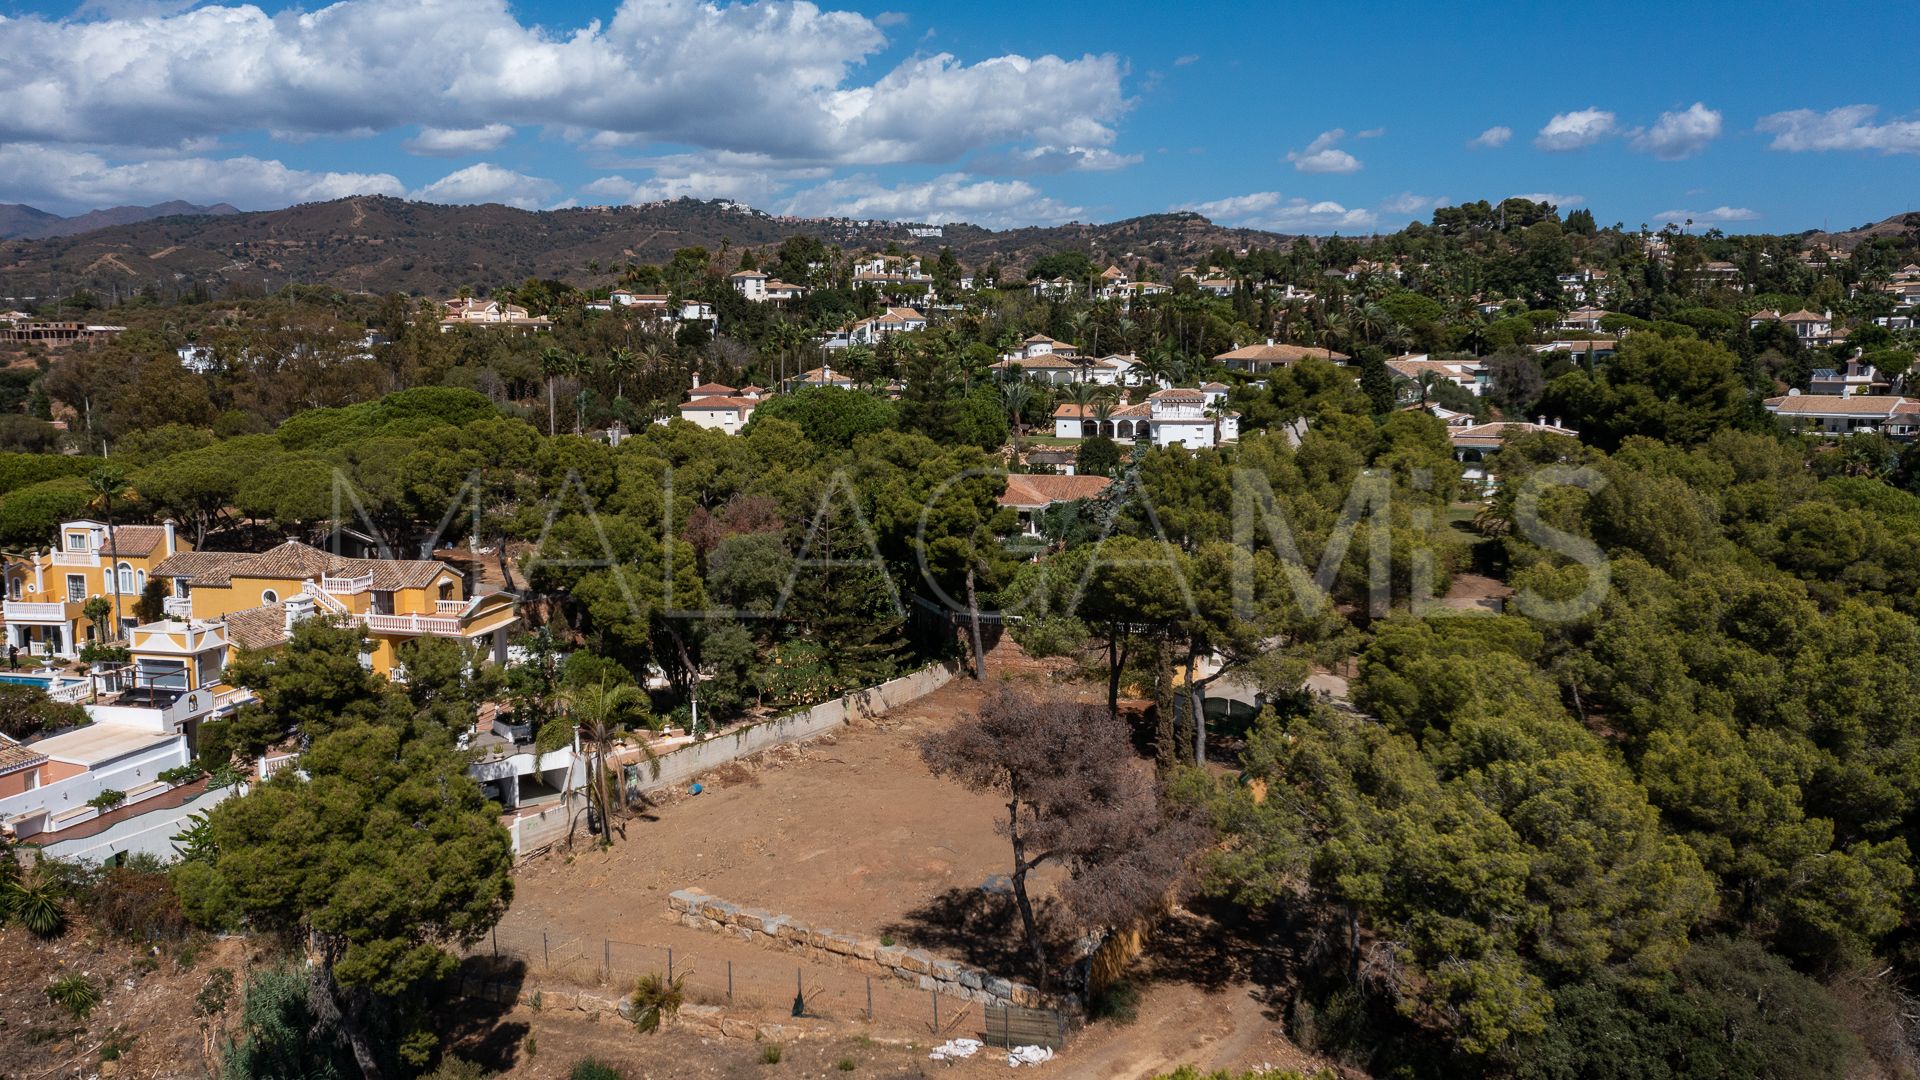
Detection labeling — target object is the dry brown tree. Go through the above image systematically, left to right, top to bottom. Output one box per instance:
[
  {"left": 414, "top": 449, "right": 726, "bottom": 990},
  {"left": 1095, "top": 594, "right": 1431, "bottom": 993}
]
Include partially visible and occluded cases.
[{"left": 920, "top": 685, "right": 1207, "bottom": 986}]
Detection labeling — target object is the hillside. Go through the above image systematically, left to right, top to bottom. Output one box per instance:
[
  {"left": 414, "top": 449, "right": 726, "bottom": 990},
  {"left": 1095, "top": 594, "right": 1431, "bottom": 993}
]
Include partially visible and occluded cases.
[
  {"left": 0, "top": 196, "right": 1297, "bottom": 299},
  {"left": 0, "top": 200, "right": 239, "bottom": 242},
  {"left": 1802, "top": 210, "right": 1920, "bottom": 251}
]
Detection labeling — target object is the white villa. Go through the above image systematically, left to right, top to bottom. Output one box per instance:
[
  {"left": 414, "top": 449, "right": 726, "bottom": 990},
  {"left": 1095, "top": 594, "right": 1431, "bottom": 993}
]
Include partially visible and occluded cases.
[
  {"left": 729, "top": 271, "right": 805, "bottom": 302},
  {"left": 439, "top": 298, "right": 551, "bottom": 333},
  {"left": 822, "top": 307, "right": 927, "bottom": 349},
  {"left": 1215, "top": 341, "right": 1348, "bottom": 373},
  {"left": 1387, "top": 354, "right": 1488, "bottom": 401},
  {"left": 677, "top": 380, "right": 765, "bottom": 433},
  {"left": 1052, "top": 385, "right": 1239, "bottom": 448},
  {"left": 1763, "top": 391, "right": 1920, "bottom": 437}
]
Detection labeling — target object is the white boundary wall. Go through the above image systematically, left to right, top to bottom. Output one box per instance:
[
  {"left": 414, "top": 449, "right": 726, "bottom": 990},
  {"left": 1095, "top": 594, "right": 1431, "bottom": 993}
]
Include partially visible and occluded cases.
[{"left": 505, "top": 661, "right": 959, "bottom": 855}]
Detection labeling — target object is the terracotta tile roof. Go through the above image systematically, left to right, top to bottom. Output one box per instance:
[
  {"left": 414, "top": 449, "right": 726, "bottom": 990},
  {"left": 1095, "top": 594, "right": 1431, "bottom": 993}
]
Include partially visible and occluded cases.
[
  {"left": 1782, "top": 309, "right": 1827, "bottom": 322},
  {"left": 1214, "top": 343, "right": 1348, "bottom": 364},
  {"left": 689, "top": 382, "right": 738, "bottom": 395},
  {"left": 1149, "top": 388, "right": 1206, "bottom": 401},
  {"left": 1764, "top": 394, "right": 1912, "bottom": 417},
  {"left": 680, "top": 397, "right": 759, "bottom": 412},
  {"left": 1053, "top": 402, "right": 1152, "bottom": 419},
  {"left": 1450, "top": 421, "right": 1580, "bottom": 447},
  {"left": 999, "top": 474, "right": 1114, "bottom": 509},
  {"left": 99, "top": 524, "right": 170, "bottom": 558},
  {"left": 155, "top": 540, "right": 450, "bottom": 591},
  {"left": 223, "top": 602, "right": 290, "bottom": 651},
  {"left": 0, "top": 733, "right": 45, "bottom": 777}
]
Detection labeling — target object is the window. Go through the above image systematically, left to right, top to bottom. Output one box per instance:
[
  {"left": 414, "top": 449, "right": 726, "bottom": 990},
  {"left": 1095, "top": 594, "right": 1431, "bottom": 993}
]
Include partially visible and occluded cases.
[
  {"left": 65, "top": 531, "right": 88, "bottom": 551},
  {"left": 116, "top": 563, "right": 134, "bottom": 595},
  {"left": 66, "top": 575, "right": 85, "bottom": 603},
  {"left": 261, "top": 589, "right": 279, "bottom": 604}
]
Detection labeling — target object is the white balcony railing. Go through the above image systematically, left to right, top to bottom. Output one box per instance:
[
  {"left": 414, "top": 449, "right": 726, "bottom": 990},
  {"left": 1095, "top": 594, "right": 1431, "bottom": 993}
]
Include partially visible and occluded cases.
[
  {"left": 50, "top": 550, "right": 99, "bottom": 567},
  {"left": 320, "top": 573, "right": 375, "bottom": 595},
  {"left": 163, "top": 596, "right": 193, "bottom": 618},
  {"left": 436, "top": 599, "right": 469, "bottom": 615},
  {"left": 3, "top": 600, "right": 70, "bottom": 622},
  {"left": 361, "top": 612, "right": 463, "bottom": 637},
  {"left": 45, "top": 680, "right": 93, "bottom": 705}
]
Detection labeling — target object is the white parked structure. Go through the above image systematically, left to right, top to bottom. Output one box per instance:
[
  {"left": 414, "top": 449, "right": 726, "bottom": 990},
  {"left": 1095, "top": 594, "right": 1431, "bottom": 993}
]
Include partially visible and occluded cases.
[{"left": 822, "top": 306, "right": 927, "bottom": 349}]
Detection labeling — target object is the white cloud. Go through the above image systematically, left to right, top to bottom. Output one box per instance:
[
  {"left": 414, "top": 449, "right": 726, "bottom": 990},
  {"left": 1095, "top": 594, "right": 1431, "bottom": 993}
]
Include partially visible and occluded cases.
[
  {"left": 0, "top": 0, "right": 1127, "bottom": 169},
  {"left": 873, "top": 10, "right": 908, "bottom": 26},
  {"left": 1173, "top": 54, "right": 1199, "bottom": 66},
  {"left": 1630, "top": 103, "right": 1721, "bottom": 160},
  {"left": 1757, "top": 104, "right": 1920, "bottom": 154},
  {"left": 1535, "top": 108, "right": 1617, "bottom": 151},
  {"left": 403, "top": 123, "right": 515, "bottom": 157},
  {"left": 1470, "top": 125, "right": 1512, "bottom": 149},
  {"left": 1355, "top": 127, "right": 1385, "bottom": 139},
  {"left": 1286, "top": 129, "right": 1362, "bottom": 174},
  {"left": 0, "top": 143, "right": 401, "bottom": 210},
  {"left": 970, "top": 144, "right": 1142, "bottom": 175},
  {"left": 583, "top": 151, "right": 829, "bottom": 206},
  {"left": 411, "top": 163, "right": 558, "bottom": 209},
  {"left": 782, "top": 172, "right": 1081, "bottom": 227},
  {"left": 1188, "top": 191, "right": 1377, "bottom": 232},
  {"left": 1379, "top": 192, "right": 1446, "bottom": 216},
  {"left": 1512, "top": 192, "right": 1584, "bottom": 207},
  {"left": 1652, "top": 206, "right": 1759, "bottom": 226}
]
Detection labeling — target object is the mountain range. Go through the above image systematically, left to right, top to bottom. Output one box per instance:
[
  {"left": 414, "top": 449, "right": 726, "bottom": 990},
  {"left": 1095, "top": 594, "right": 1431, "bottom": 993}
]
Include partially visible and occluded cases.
[
  {"left": 0, "top": 195, "right": 1295, "bottom": 300},
  {"left": 0, "top": 200, "right": 240, "bottom": 242}
]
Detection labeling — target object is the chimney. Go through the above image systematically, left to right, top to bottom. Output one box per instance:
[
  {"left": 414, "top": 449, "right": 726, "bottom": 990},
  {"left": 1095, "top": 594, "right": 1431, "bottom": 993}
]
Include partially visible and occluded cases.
[
  {"left": 691, "top": 372, "right": 701, "bottom": 389},
  {"left": 1537, "top": 415, "right": 1547, "bottom": 427},
  {"left": 1552, "top": 417, "right": 1562, "bottom": 429},
  {"left": 163, "top": 519, "right": 176, "bottom": 556},
  {"left": 283, "top": 595, "right": 315, "bottom": 632}
]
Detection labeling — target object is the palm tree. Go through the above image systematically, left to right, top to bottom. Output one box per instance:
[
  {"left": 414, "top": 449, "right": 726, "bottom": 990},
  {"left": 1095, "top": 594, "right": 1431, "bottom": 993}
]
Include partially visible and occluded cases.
[
  {"left": 539, "top": 345, "right": 571, "bottom": 435},
  {"left": 606, "top": 347, "right": 637, "bottom": 401},
  {"left": 1001, "top": 379, "right": 1034, "bottom": 451},
  {"left": 1066, "top": 382, "right": 1098, "bottom": 438},
  {"left": 1090, "top": 389, "right": 1119, "bottom": 441},
  {"left": 86, "top": 465, "right": 129, "bottom": 642},
  {"left": 564, "top": 680, "right": 645, "bottom": 848}
]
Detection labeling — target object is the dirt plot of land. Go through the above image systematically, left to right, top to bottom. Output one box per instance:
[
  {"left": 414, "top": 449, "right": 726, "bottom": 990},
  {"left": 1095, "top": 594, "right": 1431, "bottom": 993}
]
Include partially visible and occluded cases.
[{"left": 488, "top": 645, "right": 1335, "bottom": 1079}]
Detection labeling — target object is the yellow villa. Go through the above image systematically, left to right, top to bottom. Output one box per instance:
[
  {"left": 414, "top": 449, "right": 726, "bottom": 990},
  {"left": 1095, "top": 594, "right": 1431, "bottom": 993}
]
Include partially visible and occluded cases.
[
  {"left": 3, "top": 520, "right": 190, "bottom": 659},
  {"left": 151, "top": 540, "right": 520, "bottom": 676}
]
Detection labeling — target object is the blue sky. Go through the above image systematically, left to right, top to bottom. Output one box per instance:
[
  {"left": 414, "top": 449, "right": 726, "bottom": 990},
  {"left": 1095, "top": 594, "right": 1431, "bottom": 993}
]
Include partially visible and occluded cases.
[{"left": 0, "top": 0, "right": 1915, "bottom": 233}]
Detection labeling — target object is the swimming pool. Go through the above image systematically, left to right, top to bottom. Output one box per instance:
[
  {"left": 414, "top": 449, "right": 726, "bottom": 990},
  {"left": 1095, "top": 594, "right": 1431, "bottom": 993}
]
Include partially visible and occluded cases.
[{"left": 0, "top": 672, "right": 85, "bottom": 689}]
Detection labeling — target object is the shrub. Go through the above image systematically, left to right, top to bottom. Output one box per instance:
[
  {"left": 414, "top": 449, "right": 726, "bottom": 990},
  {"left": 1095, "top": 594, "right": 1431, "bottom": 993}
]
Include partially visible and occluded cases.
[
  {"left": 158, "top": 764, "right": 206, "bottom": 786},
  {"left": 87, "top": 789, "right": 127, "bottom": 812},
  {"left": 4, "top": 862, "right": 68, "bottom": 937},
  {"left": 82, "top": 864, "right": 190, "bottom": 940},
  {"left": 195, "top": 968, "right": 235, "bottom": 1017},
  {"left": 628, "top": 971, "right": 685, "bottom": 1034},
  {"left": 46, "top": 975, "right": 102, "bottom": 1020},
  {"left": 1088, "top": 977, "right": 1141, "bottom": 1025},
  {"left": 760, "top": 1044, "right": 783, "bottom": 1065},
  {"left": 836, "top": 1057, "right": 856, "bottom": 1072},
  {"left": 423, "top": 1058, "right": 490, "bottom": 1080},
  {"left": 568, "top": 1060, "right": 622, "bottom": 1080}
]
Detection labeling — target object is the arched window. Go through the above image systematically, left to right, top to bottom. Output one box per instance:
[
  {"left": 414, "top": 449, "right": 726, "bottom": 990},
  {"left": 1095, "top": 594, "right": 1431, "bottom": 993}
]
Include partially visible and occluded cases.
[
  {"left": 116, "top": 562, "right": 134, "bottom": 595},
  {"left": 261, "top": 589, "right": 279, "bottom": 604}
]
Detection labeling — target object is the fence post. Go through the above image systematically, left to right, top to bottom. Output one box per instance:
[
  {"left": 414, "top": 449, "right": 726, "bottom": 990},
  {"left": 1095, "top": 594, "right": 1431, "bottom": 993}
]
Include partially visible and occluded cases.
[
  {"left": 491, "top": 926, "right": 497, "bottom": 958},
  {"left": 542, "top": 931, "right": 549, "bottom": 969},
  {"left": 603, "top": 939, "right": 611, "bottom": 983},
  {"left": 668, "top": 947, "right": 674, "bottom": 982},
  {"left": 727, "top": 960, "right": 734, "bottom": 1003},
  {"left": 866, "top": 976, "right": 873, "bottom": 1021},
  {"left": 932, "top": 990, "right": 939, "bottom": 1034}
]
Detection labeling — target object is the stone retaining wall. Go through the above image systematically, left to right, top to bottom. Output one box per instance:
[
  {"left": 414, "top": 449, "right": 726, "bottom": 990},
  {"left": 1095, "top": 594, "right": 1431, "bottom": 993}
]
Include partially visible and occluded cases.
[{"left": 668, "top": 888, "right": 1052, "bottom": 1010}]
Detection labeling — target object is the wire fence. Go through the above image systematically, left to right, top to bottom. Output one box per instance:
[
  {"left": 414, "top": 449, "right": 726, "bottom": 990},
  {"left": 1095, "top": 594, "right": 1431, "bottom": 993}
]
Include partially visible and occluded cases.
[{"left": 470, "top": 923, "right": 1034, "bottom": 1042}]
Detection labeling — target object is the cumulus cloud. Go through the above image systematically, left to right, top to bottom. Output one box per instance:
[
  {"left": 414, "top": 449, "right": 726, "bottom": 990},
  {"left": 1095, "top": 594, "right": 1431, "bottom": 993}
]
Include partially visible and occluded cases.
[
  {"left": 0, "top": 0, "right": 1127, "bottom": 168},
  {"left": 1630, "top": 103, "right": 1721, "bottom": 160},
  {"left": 1757, "top": 104, "right": 1920, "bottom": 154},
  {"left": 1535, "top": 108, "right": 1617, "bottom": 151},
  {"left": 403, "top": 123, "right": 515, "bottom": 157},
  {"left": 1470, "top": 125, "right": 1512, "bottom": 149},
  {"left": 1286, "top": 129, "right": 1362, "bottom": 174},
  {"left": 0, "top": 143, "right": 401, "bottom": 209},
  {"left": 969, "top": 144, "right": 1142, "bottom": 175},
  {"left": 582, "top": 151, "right": 830, "bottom": 206},
  {"left": 411, "top": 163, "right": 558, "bottom": 209},
  {"left": 782, "top": 172, "right": 1081, "bottom": 227},
  {"left": 1188, "top": 191, "right": 1377, "bottom": 232},
  {"left": 1379, "top": 192, "right": 1446, "bottom": 216},
  {"left": 1512, "top": 192, "right": 1584, "bottom": 207},
  {"left": 1652, "top": 206, "right": 1759, "bottom": 226}
]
